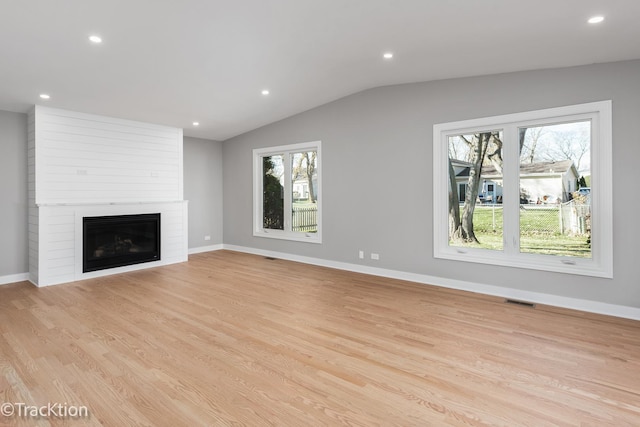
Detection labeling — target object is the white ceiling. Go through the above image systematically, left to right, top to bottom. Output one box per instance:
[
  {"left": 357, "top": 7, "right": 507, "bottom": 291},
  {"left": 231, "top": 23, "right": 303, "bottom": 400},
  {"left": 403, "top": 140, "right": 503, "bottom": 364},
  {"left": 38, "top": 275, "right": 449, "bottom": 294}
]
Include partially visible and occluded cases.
[{"left": 2, "top": 1, "right": 639, "bottom": 141}]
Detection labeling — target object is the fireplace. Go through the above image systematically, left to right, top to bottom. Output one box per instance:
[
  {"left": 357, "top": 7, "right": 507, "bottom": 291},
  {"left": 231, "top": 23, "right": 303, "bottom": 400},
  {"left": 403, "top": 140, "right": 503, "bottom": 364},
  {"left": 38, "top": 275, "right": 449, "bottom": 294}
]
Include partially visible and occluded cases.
[{"left": 83, "top": 213, "right": 161, "bottom": 273}]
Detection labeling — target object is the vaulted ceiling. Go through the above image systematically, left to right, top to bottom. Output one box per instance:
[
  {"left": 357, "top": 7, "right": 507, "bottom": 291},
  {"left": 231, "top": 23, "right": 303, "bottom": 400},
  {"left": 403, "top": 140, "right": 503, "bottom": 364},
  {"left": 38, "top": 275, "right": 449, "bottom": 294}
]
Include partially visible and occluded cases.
[{"left": 2, "top": 1, "right": 639, "bottom": 141}]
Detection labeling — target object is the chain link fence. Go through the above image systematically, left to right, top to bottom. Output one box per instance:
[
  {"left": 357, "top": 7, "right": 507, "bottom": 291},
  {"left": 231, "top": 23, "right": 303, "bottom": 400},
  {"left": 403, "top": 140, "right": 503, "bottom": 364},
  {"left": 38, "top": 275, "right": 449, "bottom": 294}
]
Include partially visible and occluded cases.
[
  {"left": 471, "top": 202, "right": 590, "bottom": 237},
  {"left": 519, "top": 202, "right": 590, "bottom": 236}
]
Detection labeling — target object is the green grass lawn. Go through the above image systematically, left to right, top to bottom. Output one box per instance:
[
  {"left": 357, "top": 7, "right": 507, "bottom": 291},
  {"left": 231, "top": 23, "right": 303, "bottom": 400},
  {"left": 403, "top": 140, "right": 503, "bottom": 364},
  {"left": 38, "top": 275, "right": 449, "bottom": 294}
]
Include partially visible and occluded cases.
[{"left": 452, "top": 205, "right": 591, "bottom": 258}]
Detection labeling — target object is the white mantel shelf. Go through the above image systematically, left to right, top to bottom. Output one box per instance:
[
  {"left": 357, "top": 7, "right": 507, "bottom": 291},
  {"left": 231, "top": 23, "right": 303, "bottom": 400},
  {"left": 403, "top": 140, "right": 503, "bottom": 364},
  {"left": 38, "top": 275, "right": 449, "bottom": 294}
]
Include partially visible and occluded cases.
[{"left": 36, "top": 201, "right": 187, "bottom": 207}]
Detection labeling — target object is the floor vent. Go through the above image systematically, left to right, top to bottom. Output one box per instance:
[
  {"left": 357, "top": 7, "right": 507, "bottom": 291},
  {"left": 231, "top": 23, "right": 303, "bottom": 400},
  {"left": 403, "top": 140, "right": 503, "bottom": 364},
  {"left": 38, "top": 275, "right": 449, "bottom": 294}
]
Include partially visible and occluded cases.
[
  {"left": 264, "top": 257, "right": 277, "bottom": 260},
  {"left": 505, "top": 299, "right": 536, "bottom": 308}
]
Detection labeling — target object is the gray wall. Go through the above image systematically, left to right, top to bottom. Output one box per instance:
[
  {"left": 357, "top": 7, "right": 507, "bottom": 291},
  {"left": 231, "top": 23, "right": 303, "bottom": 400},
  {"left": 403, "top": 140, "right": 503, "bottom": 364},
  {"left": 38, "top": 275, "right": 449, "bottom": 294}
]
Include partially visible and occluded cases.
[
  {"left": 222, "top": 59, "right": 640, "bottom": 309},
  {"left": 0, "top": 110, "right": 28, "bottom": 276},
  {"left": 184, "top": 136, "right": 224, "bottom": 248}
]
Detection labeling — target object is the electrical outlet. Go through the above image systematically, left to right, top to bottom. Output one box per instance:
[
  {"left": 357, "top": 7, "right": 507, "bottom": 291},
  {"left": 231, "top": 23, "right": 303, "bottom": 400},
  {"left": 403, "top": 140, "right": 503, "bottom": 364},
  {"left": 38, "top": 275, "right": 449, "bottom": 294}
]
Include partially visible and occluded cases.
[
  {"left": 204, "top": 235, "right": 211, "bottom": 241},
  {"left": 358, "top": 250, "right": 364, "bottom": 259},
  {"left": 371, "top": 253, "right": 379, "bottom": 260}
]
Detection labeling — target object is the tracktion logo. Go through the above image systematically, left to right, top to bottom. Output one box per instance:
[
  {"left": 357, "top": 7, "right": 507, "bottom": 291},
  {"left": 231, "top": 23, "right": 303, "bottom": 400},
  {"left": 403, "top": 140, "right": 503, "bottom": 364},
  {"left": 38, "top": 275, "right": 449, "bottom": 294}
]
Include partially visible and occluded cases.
[{"left": 1, "top": 402, "right": 89, "bottom": 419}]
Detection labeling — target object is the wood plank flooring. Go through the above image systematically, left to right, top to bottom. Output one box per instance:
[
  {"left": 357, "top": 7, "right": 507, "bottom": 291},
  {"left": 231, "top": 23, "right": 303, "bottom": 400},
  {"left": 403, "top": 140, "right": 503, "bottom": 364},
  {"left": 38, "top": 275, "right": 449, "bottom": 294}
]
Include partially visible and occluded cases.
[{"left": 1, "top": 250, "right": 639, "bottom": 426}]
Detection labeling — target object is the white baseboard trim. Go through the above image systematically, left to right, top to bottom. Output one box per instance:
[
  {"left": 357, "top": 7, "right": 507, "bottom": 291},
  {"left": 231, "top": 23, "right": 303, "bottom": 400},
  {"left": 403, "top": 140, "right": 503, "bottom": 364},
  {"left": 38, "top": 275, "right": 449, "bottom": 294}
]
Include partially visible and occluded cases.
[
  {"left": 189, "top": 244, "right": 224, "bottom": 255},
  {"left": 223, "top": 244, "right": 640, "bottom": 321},
  {"left": 7, "top": 245, "right": 638, "bottom": 321},
  {"left": 0, "top": 273, "right": 30, "bottom": 286}
]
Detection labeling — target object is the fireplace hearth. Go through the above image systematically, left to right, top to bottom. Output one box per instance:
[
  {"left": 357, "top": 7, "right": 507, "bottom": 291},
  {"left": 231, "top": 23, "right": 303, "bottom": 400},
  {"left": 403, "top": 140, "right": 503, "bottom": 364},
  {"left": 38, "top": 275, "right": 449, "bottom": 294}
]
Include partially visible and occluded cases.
[{"left": 83, "top": 213, "right": 161, "bottom": 273}]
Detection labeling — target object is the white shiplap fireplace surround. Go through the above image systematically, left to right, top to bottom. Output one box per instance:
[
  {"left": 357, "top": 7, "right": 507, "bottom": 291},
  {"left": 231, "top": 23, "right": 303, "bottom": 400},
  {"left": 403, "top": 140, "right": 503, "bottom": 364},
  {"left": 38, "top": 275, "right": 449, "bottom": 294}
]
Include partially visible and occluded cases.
[{"left": 28, "top": 106, "right": 188, "bottom": 286}]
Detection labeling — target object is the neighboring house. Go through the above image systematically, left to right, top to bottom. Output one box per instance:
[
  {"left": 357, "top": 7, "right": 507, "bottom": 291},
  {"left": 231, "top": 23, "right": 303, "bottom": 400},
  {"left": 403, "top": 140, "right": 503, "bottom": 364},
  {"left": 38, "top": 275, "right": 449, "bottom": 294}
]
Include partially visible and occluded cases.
[
  {"left": 450, "top": 159, "right": 474, "bottom": 203},
  {"left": 450, "top": 159, "right": 505, "bottom": 203},
  {"left": 453, "top": 159, "right": 579, "bottom": 204},
  {"left": 292, "top": 171, "right": 318, "bottom": 202}
]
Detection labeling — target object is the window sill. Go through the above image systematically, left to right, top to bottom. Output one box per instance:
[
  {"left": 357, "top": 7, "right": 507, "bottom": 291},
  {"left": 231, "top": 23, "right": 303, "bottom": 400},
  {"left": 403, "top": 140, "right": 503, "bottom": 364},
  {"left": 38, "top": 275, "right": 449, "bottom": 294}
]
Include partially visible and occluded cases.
[
  {"left": 254, "top": 230, "right": 322, "bottom": 244},
  {"left": 435, "top": 247, "right": 612, "bottom": 278}
]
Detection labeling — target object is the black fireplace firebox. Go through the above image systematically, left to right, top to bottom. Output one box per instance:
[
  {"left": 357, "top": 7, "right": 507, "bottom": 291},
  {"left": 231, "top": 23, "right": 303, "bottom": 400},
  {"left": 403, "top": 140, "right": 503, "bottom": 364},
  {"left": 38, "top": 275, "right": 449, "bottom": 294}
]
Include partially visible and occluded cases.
[{"left": 83, "top": 213, "right": 161, "bottom": 273}]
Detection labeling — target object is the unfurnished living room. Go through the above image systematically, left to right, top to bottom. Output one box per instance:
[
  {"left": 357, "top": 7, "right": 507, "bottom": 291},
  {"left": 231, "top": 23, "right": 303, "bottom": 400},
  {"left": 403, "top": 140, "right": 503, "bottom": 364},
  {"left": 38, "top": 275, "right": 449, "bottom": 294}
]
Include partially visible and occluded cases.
[{"left": 1, "top": 1, "right": 640, "bottom": 426}]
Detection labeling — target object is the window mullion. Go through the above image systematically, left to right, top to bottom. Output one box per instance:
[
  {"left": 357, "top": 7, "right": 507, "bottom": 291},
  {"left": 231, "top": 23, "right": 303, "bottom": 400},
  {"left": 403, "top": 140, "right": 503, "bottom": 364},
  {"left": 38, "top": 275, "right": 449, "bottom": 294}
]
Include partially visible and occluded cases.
[
  {"left": 502, "top": 125, "right": 520, "bottom": 256},
  {"left": 283, "top": 151, "right": 293, "bottom": 232}
]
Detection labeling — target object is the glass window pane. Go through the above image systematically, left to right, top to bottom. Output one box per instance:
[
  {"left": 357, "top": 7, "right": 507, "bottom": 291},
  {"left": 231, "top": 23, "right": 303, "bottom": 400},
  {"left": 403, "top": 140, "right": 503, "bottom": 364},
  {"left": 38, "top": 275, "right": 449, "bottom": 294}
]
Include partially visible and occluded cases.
[
  {"left": 518, "top": 121, "right": 591, "bottom": 258},
  {"left": 447, "top": 131, "right": 503, "bottom": 251},
  {"left": 291, "top": 151, "right": 318, "bottom": 233},
  {"left": 262, "top": 154, "right": 284, "bottom": 230}
]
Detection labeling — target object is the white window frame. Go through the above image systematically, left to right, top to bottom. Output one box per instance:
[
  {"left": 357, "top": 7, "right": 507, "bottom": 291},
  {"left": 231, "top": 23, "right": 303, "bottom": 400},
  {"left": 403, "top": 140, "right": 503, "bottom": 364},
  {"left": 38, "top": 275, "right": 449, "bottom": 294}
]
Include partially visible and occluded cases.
[
  {"left": 433, "top": 101, "right": 612, "bottom": 278},
  {"left": 253, "top": 141, "right": 322, "bottom": 244}
]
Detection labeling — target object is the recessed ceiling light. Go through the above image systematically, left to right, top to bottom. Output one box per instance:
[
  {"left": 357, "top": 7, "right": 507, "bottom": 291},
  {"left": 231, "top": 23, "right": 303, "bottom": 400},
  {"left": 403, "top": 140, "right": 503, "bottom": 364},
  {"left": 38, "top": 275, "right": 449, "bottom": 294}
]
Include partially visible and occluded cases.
[
  {"left": 588, "top": 16, "right": 604, "bottom": 24},
  {"left": 89, "top": 35, "right": 102, "bottom": 43},
  {"left": 383, "top": 52, "right": 394, "bottom": 59},
  {"left": 261, "top": 89, "right": 270, "bottom": 96},
  {"left": 39, "top": 94, "right": 50, "bottom": 100},
  {"left": 192, "top": 122, "right": 199, "bottom": 126}
]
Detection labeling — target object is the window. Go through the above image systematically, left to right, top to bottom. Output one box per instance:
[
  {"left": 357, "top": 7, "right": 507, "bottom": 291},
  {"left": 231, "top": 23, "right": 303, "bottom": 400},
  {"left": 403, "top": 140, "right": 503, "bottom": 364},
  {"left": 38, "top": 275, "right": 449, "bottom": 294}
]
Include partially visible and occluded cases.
[
  {"left": 433, "top": 101, "right": 612, "bottom": 277},
  {"left": 253, "top": 141, "right": 321, "bottom": 243},
  {"left": 458, "top": 183, "right": 467, "bottom": 203}
]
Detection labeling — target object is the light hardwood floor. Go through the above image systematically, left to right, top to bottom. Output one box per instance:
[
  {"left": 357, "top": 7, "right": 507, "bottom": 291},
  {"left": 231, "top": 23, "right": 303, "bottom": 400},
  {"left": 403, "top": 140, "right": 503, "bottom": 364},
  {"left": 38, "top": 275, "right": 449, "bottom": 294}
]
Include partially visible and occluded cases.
[{"left": 1, "top": 250, "right": 639, "bottom": 426}]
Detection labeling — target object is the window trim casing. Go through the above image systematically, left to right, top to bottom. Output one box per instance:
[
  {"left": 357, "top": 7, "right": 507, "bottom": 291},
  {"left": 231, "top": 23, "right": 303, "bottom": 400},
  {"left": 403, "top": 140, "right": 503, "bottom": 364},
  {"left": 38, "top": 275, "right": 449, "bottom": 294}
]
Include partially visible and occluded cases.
[
  {"left": 433, "top": 101, "right": 612, "bottom": 278},
  {"left": 253, "top": 141, "right": 322, "bottom": 244}
]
